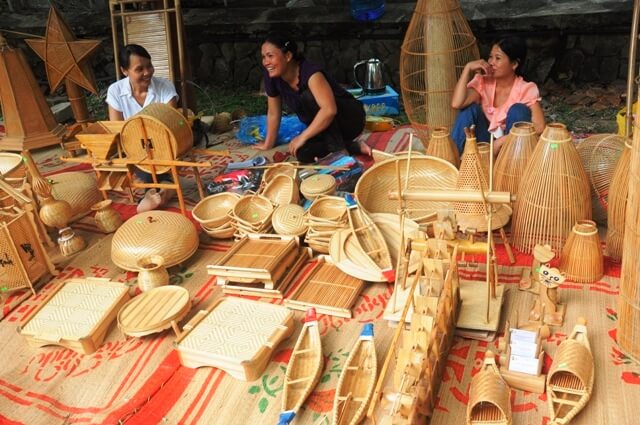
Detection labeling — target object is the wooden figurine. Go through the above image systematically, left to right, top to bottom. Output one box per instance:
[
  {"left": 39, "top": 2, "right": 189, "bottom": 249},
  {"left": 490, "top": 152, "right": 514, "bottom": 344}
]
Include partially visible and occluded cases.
[
  {"left": 519, "top": 243, "right": 555, "bottom": 293},
  {"left": 529, "top": 264, "right": 566, "bottom": 327}
]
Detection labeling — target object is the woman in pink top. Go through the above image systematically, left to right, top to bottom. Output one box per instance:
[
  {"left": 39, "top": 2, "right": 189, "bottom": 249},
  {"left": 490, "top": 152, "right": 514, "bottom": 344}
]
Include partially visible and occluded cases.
[{"left": 451, "top": 37, "right": 545, "bottom": 154}]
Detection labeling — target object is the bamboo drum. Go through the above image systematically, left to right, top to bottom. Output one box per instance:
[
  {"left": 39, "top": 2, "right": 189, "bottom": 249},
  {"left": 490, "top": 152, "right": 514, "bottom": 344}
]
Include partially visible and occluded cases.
[
  {"left": 494, "top": 122, "right": 538, "bottom": 197},
  {"left": 511, "top": 123, "right": 591, "bottom": 254},
  {"left": 425, "top": 127, "right": 460, "bottom": 167},
  {"left": 605, "top": 140, "right": 632, "bottom": 261},
  {"left": 559, "top": 220, "right": 603, "bottom": 283}
]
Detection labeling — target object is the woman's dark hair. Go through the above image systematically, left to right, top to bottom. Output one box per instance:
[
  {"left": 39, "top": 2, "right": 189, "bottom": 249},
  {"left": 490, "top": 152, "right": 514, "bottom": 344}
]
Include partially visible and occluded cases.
[
  {"left": 262, "top": 33, "right": 304, "bottom": 61},
  {"left": 493, "top": 36, "right": 527, "bottom": 76},
  {"left": 119, "top": 44, "right": 152, "bottom": 70}
]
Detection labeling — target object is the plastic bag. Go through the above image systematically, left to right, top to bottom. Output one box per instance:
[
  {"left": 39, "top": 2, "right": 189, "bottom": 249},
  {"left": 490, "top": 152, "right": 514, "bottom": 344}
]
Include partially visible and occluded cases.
[{"left": 236, "top": 115, "right": 307, "bottom": 146}]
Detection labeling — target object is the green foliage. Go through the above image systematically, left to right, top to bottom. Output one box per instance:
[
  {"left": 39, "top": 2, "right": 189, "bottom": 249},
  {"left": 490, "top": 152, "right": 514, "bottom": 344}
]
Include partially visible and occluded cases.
[{"left": 191, "top": 83, "right": 267, "bottom": 117}]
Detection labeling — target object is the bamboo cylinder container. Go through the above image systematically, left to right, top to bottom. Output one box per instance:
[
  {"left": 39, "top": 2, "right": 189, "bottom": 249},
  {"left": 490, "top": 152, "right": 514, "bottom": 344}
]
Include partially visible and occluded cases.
[
  {"left": 494, "top": 122, "right": 538, "bottom": 198},
  {"left": 511, "top": 123, "right": 591, "bottom": 254},
  {"left": 426, "top": 127, "right": 460, "bottom": 167},
  {"left": 606, "top": 140, "right": 632, "bottom": 261},
  {"left": 91, "top": 200, "right": 122, "bottom": 233},
  {"left": 559, "top": 220, "right": 603, "bottom": 283},
  {"left": 137, "top": 255, "right": 170, "bottom": 292}
]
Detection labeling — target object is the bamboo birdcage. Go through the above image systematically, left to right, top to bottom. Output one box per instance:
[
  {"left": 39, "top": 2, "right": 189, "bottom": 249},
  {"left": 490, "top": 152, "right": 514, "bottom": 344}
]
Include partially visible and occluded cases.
[
  {"left": 400, "top": 0, "right": 479, "bottom": 148},
  {"left": 493, "top": 122, "right": 538, "bottom": 198},
  {"left": 511, "top": 123, "right": 591, "bottom": 254},
  {"left": 426, "top": 127, "right": 460, "bottom": 167},
  {"left": 576, "top": 134, "right": 625, "bottom": 224},
  {"left": 605, "top": 139, "right": 632, "bottom": 261},
  {"left": 559, "top": 220, "right": 603, "bottom": 284}
]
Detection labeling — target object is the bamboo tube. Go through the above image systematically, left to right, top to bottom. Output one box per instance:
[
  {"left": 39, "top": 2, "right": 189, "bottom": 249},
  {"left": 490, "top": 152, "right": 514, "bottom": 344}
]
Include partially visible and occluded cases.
[
  {"left": 606, "top": 139, "right": 632, "bottom": 261},
  {"left": 559, "top": 220, "right": 604, "bottom": 283}
]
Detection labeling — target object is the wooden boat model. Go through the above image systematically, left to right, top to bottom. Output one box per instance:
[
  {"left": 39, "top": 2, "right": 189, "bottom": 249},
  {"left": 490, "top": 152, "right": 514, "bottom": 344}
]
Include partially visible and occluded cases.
[
  {"left": 347, "top": 206, "right": 395, "bottom": 282},
  {"left": 279, "top": 308, "right": 323, "bottom": 425},
  {"left": 547, "top": 318, "right": 594, "bottom": 425},
  {"left": 332, "top": 323, "right": 378, "bottom": 425},
  {"left": 467, "top": 351, "right": 512, "bottom": 425}
]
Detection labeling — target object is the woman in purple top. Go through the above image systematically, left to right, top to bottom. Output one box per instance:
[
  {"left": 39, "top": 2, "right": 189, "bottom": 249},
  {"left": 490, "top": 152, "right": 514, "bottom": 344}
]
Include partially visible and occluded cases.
[{"left": 254, "top": 33, "right": 371, "bottom": 163}]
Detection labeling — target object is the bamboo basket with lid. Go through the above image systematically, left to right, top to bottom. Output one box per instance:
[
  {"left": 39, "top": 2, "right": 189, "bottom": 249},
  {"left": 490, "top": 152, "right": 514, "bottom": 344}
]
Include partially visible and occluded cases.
[
  {"left": 494, "top": 122, "right": 538, "bottom": 198},
  {"left": 300, "top": 173, "right": 336, "bottom": 200},
  {"left": 272, "top": 204, "right": 307, "bottom": 236},
  {"left": 559, "top": 219, "right": 603, "bottom": 283}
]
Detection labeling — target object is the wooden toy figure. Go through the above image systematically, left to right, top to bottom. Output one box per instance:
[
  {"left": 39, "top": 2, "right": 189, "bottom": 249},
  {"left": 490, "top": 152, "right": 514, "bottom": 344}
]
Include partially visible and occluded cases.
[
  {"left": 519, "top": 243, "right": 555, "bottom": 293},
  {"left": 529, "top": 264, "right": 566, "bottom": 327}
]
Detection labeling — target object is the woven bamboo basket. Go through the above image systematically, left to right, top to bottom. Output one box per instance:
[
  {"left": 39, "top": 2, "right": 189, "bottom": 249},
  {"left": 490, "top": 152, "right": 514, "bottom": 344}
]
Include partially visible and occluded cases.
[
  {"left": 400, "top": 0, "right": 479, "bottom": 146},
  {"left": 120, "top": 103, "right": 193, "bottom": 174},
  {"left": 494, "top": 122, "right": 538, "bottom": 198},
  {"left": 511, "top": 123, "right": 591, "bottom": 254},
  {"left": 425, "top": 127, "right": 460, "bottom": 167},
  {"left": 576, "top": 134, "right": 625, "bottom": 224},
  {"left": 605, "top": 140, "right": 632, "bottom": 261},
  {"left": 476, "top": 142, "right": 491, "bottom": 180},
  {"left": 0, "top": 152, "right": 26, "bottom": 187},
  {"left": 355, "top": 156, "right": 458, "bottom": 224},
  {"left": 263, "top": 162, "right": 298, "bottom": 184},
  {"left": 49, "top": 172, "right": 102, "bottom": 222},
  {"left": 262, "top": 174, "right": 299, "bottom": 207},
  {"left": 300, "top": 174, "right": 337, "bottom": 201},
  {"left": 191, "top": 192, "right": 240, "bottom": 229},
  {"left": 231, "top": 194, "right": 274, "bottom": 227},
  {"left": 307, "top": 196, "right": 348, "bottom": 224},
  {"left": 272, "top": 204, "right": 307, "bottom": 236},
  {"left": 559, "top": 220, "right": 603, "bottom": 283},
  {"left": 201, "top": 221, "right": 235, "bottom": 239},
  {"left": 137, "top": 255, "right": 170, "bottom": 292},
  {"left": 466, "top": 352, "right": 512, "bottom": 425}
]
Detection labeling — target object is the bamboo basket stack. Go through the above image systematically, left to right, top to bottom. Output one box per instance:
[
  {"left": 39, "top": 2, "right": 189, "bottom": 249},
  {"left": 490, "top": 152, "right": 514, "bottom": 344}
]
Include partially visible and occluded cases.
[
  {"left": 399, "top": 0, "right": 479, "bottom": 147},
  {"left": 493, "top": 122, "right": 538, "bottom": 198},
  {"left": 511, "top": 123, "right": 591, "bottom": 254},
  {"left": 425, "top": 127, "right": 460, "bottom": 167},
  {"left": 576, "top": 134, "right": 625, "bottom": 224},
  {"left": 605, "top": 139, "right": 632, "bottom": 261},
  {"left": 192, "top": 192, "right": 240, "bottom": 239},
  {"left": 229, "top": 194, "right": 274, "bottom": 239},
  {"left": 304, "top": 196, "right": 349, "bottom": 254},
  {"left": 559, "top": 220, "right": 603, "bottom": 283}
]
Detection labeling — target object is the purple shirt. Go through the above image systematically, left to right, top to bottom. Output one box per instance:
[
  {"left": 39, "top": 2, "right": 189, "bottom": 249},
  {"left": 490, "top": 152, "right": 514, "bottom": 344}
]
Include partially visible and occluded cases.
[{"left": 263, "top": 59, "right": 353, "bottom": 125}]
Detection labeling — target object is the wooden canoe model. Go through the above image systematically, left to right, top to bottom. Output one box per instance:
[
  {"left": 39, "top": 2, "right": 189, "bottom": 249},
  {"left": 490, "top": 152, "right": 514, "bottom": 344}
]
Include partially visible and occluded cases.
[
  {"left": 347, "top": 206, "right": 395, "bottom": 282},
  {"left": 279, "top": 308, "right": 323, "bottom": 425},
  {"left": 547, "top": 318, "right": 594, "bottom": 425},
  {"left": 332, "top": 323, "right": 378, "bottom": 425},
  {"left": 466, "top": 351, "right": 512, "bottom": 425}
]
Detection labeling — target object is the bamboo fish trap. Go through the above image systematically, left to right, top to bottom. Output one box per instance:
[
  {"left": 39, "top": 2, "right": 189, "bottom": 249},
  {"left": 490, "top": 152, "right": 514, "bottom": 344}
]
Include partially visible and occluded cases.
[
  {"left": 400, "top": 0, "right": 479, "bottom": 146},
  {"left": 493, "top": 122, "right": 538, "bottom": 198},
  {"left": 511, "top": 123, "right": 591, "bottom": 254},
  {"left": 425, "top": 127, "right": 460, "bottom": 167},
  {"left": 576, "top": 134, "right": 625, "bottom": 224},
  {"left": 605, "top": 139, "right": 632, "bottom": 261},
  {"left": 559, "top": 220, "right": 603, "bottom": 283},
  {"left": 466, "top": 352, "right": 512, "bottom": 425}
]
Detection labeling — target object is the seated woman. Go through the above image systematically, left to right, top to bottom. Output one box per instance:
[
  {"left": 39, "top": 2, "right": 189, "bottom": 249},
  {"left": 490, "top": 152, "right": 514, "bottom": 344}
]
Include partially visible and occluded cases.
[
  {"left": 254, "top": 33, "right": 371, "bottom": 163},
  {"left": 451, "top": 36, "right": 545, "bottom": 155},
  {"left": 106, "top": 44, "right": 178, "bottom": 212}
]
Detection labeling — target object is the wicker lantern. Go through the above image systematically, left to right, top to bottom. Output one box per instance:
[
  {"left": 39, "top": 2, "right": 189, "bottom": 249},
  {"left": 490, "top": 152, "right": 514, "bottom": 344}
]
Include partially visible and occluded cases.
[
  {"left": 400, "top": 0, "right": 479, "bottom": 148},
  {"left": 605, "top": 140, "right": 632, "bottom": 261}
]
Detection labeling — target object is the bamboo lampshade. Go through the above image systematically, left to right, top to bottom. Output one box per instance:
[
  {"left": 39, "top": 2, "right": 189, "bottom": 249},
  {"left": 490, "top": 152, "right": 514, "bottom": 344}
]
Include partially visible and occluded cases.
[
  {"left": 400, "top": 0, "right": 479, "bottom": 148},
  {"left": 494, "top": 122, "right": 538, "bottom": 198},
  {"left": 511, "top": 123, "right": 591, "bottom": 254},
  {"left": 426, "top": 127, "right": 460, "bottom": 167},
  {"left": 576, "top": 134, "right": 625, "bottom": 224},
  {"left": 605, "top": 140, "right": 632, "bottom": 261},
  {"left": 559, "top": 220, "right": 603, "bottom": 283}
]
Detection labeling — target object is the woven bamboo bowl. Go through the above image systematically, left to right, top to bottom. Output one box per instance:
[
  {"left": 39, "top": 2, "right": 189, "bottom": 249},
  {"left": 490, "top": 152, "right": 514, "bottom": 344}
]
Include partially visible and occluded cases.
[
  {"left": 0, "top": 152, "right": 26, "bottom": 181},
  {"left": 263, "top": 162, "right": 298, "bottom": 184},
  {"left": 300, "top": 174, "right": 337, "bottom": 200},
  {"left": 262, "top": 175, "right": 299, "bottom": 207},
  {"left": 191, "top": 192, "right": 240, "bottom": 229},
  {"left": 232, "top": 194, "right": 273, "bottom": 227},
  {"left": 307, "top": 196, "right": 348, "bottom": 223},
  {"left": 272, "top": 204, "right": 307, "bottom": 236},
  {"left": 201, "top": 221, "right": 235, "bottom": 239}
]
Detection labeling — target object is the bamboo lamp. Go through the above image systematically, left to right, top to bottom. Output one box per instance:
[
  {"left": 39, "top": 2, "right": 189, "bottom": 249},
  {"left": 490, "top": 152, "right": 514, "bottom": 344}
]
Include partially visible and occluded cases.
[
  {"left": 400, "top": 0, "right": 479, "bottom": 148},
  {"left": 494, "top": 122, "right": 538, "bottom": 199},
  {"left": 511, "top": 123, "right": 591, "bottom": 254},
  {"left": 425, "top": 127, "right": 460, "bottom": 167},
  {"left": 576, "top": 134, "right": 625, "bottom": 224},
  {"left": 605, "top": 139, "right": 632, "bottom": 261},
  {"left": 559, "top": 220, "right": 604, "bottom": 283}
]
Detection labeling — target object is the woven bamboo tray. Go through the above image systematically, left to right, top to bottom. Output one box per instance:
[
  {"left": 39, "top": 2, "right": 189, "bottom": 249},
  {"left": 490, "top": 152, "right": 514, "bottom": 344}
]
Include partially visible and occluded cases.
[
  {"left": 355, "top": 156, "right": 458, "bottom": 224},
  {"left": 192, "top": 192, "right": 240, "bottom": 229},
  {"left": 272, "top": 204, "right": 307, "bottom": 236},
  {"left": 111, "top": 211, "right": 199, "bottom": 271},
  {"left": 285, "top": 255, "right": 365, "bottom": 318},
  {"left": 18, "top": 278, "right": 130, "bottom": 354},
  {"left": 117, "top": 286, "right": 191, "bottom": 337},
  {"left": 174, "top": 297, "right": 295, "bottom": 381}
]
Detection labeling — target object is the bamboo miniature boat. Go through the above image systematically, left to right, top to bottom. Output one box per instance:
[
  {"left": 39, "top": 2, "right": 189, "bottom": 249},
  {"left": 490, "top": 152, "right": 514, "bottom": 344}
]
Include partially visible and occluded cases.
[
  {"left": 347, "top": 206, "right": 395, "bottom": 282},
  {"left": 279, "top": 308, "right": 324, "bottom": 425},
  {"left": 547, "top": 318, "right": 594, "bottom": 425},
  {"left": 332, "top": 323, "right": 377, "bottom": 425},
  {"left": 466, "top": 351, "right": 512, "bottom": 425}
]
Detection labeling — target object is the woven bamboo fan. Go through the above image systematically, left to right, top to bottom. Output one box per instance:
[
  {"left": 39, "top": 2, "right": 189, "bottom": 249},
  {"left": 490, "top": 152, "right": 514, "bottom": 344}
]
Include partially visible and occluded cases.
[
  {"left": 400, "top": 0, "right": 479, "bottom": 147},
  {"left": 120, "top": 103, "right": 193, "bottom": 174},
  {"left": 494, "top": 122, "right": 538, "bottom": 198},
  {"left": 511, "top": 123, "right": 591, "bottom": 254},
  {"left": 425, "top": 127, "right": 460, "bottom": 167},
  {"left": 576, "top": 134, "right": 625, "bottom": 224},
  {"left": 605, "top": 139, "right": 632, "bottom": 261},
  {"left": 355, "top": 156, "right": 458, "bottom": 224},
  {"left": 262, "top": 174, "right": 299, "bottom": 207},
  {"left": 191, "top": 192, "right": 240, "bottom": 229},
  {"left": 559, "top": 220, "right": 603, "bottom": 283},
  {"left": 466, "top": 352, "right": 512, "bottom": 425}
]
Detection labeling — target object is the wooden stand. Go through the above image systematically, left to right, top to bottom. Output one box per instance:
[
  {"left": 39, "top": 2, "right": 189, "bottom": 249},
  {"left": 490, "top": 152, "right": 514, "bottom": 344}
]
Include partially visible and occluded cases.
[{"left": 496, "top": 321, "right": 547, "bottom": 394}]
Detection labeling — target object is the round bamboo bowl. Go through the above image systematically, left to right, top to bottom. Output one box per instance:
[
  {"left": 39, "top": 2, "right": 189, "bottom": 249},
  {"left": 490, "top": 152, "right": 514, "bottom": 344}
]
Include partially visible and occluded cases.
[
  {"left": 120, "top": 103, "right": 193, "bottom": 174},
  {"left": 494, "top": 122, "right": 538, "bottom": 198},
  {"left": 511, "top": 123, "right": 591, "bottom": 254},
  {"left": 426, "top": 127, "right": 459, "bottom": 168},
  {"left": 576, "top": 134, "right": 625, "bottom": 224},
  {"left": 605, "top": 139, "right": 632, "bottom": 261},
  {"left": 0, "top": 152, "right": 26, "bottom": 186},
  {"left": 355, "top": 156, "right": 458, "bottom": 224},
  {"left": 300, "top": 174, "right": 337, "bottom": 200},
  {"left": 262, "top": 175, "right": 299, "bottom": 206},
  {"left": 191, "top": 192, "right": 240, "bottom": 229},
  {"left": 231, "top": 194, "right": 273, "bottom": 227},
  {"left": 307, "top": 196, "right": 348, "bottom": 223},
  {"left": 272, "top": 204, "right": 307, "bottom": 236},
  {"left": 559, "top": 220, "right": 603, "bottom": 283},
  {"left": 201, "top": 221, "right": 235, "bottom": 239}
]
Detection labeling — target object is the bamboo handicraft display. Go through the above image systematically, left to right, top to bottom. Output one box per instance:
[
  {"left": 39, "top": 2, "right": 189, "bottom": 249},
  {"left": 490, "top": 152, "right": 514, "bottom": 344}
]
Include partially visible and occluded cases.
[
  {"left": 400, "top": 0, "right": 479, "bottom": 146},
  {"left": 494, "top": 122, "right": 538, "bottom": 198},
  {"left": 511, "top": 123, "right": 591, "bottom": 254},
  {"left": 425, "top": 127, "right": 460, "bottom": 167},
  {"left": 605, "top": 139, "right": 632, "bottom": 261},
  {"left": 91, "top": 200, "right": 122, "bottom": 233},
  {"left": 272, "top": 204, "right": 307, "bottom": 237},
  {"left": 347, "top": 206, "right": 394, "bottom": 282},
  {"left": 559, "top": 220, "right": 603, "bottom": 284},
  {"left": 18, "top": 278, "right": 130, "bottom": 354},
  {"left": 117, "top": 286, "right": 190, "bottom": 337},
  {"left": 174, "top": 297, "right": 295, "bottom": 381},
  {"left": 279, "top": 308, "right": 323, "bottom": 425},
  {"left": 466, "top": 351, "right": 512, "bottom": 425}
]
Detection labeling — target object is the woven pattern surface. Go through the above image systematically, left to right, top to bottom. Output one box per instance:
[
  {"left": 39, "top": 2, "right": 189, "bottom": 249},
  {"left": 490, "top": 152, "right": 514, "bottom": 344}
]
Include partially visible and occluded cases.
[
  {"left": 494, "top": 122, "right": 538, "bottom": 198},
  {"left": 425, "top": 127, "right": 460, "bottom": 167},
  {"left": 605, "top": 144, "right": 631, "bottom": 261},
  {"left": 49, "top": 171, "right": 102, "bottom": 221},
  {"left": 272, "top": 204, "right": 307, "bottom": 236},
  {"left": 559, "top": 220, "right": 604, "bottom": 283},
  {"left": 468, "top": 363, "right": 512, "bottom": 425}
]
